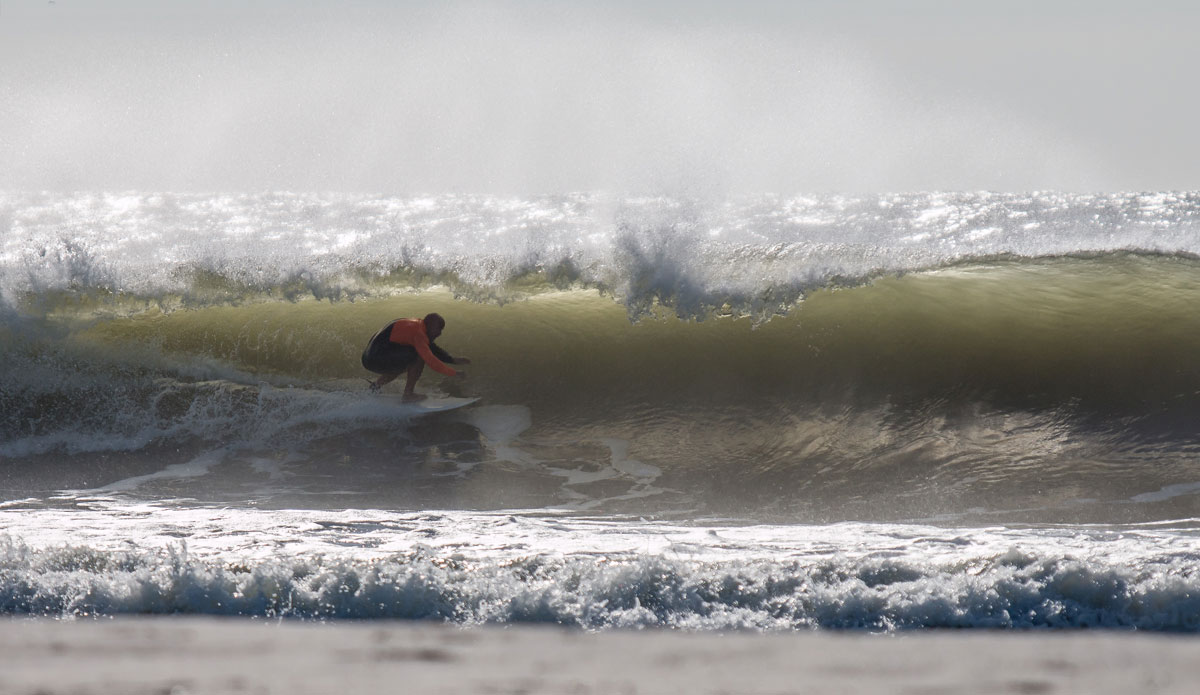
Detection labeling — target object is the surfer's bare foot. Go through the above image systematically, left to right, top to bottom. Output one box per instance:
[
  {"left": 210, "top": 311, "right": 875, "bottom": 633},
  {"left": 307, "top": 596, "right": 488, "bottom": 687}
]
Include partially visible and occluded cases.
[{"left": 401, "top": 393, "right": 427, "bottom": 403}]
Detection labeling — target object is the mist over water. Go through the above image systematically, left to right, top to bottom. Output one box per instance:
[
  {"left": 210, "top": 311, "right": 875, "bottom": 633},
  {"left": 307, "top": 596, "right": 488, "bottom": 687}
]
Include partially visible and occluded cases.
[{"left": 1, "top": 2, "right": 1109, "bottom": 194}]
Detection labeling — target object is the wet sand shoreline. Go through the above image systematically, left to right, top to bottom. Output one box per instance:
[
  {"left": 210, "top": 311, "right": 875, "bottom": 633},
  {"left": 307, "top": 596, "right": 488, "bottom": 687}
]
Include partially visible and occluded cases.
[{"left": 3, "top": 618, "right": 1199, "bottom": 694}]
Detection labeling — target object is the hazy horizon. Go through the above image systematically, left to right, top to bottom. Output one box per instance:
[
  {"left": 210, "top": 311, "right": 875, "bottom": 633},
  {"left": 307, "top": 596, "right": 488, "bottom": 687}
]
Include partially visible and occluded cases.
[{"left": 2, "top": 0, "right": 1196, "bottom": 194}]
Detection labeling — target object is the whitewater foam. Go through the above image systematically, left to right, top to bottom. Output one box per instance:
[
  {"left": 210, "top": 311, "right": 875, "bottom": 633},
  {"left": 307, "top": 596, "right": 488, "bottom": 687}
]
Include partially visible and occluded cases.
[
  {"left": 4, "top": 191, "right": 1198, "bottom": 320},
  {"left": 4, "top": 506, "right": 1200, "bottom": 630}
]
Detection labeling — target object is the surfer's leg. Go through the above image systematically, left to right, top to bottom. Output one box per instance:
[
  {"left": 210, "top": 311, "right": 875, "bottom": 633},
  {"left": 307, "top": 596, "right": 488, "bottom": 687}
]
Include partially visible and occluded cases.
[
  {"left": 363, "top": 343, "right": 419, "bottom": 392},
  {"left": 401, "top": 360, "right": 426, "bottom": 402},
  {"left": 369, "top": 373, "right": 400, "bottom": 391}
]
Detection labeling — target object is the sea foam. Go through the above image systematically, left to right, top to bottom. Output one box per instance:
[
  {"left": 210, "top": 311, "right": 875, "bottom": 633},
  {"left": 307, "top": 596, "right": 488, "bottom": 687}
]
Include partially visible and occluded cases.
[
  {"left": 3, "top": 191, "right": 1198, "bottom": 319},
  {"left": 3, "top": 509, "right": 1200, "bottom": 630}
]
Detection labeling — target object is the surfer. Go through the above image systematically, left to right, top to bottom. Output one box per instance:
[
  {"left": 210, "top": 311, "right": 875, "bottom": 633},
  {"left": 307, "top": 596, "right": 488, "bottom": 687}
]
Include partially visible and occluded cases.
[{"left": 361, "top": 313, "right": 470, "bottom": 402}]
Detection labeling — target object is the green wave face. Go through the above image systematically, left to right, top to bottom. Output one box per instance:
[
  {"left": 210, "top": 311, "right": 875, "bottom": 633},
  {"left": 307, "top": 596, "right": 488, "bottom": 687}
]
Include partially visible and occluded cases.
[
  {"left": 70, "top": 252, "right": 1200, "bottom": 407},
  {"left": 4, "top": 253, "right": 1200, "bottom": 523}
]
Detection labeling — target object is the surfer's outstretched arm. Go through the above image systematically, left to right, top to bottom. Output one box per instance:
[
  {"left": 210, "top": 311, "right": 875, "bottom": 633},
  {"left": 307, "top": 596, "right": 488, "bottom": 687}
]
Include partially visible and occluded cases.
[{"left": 429, "top": 342, "right": 471, "bottom": 368}]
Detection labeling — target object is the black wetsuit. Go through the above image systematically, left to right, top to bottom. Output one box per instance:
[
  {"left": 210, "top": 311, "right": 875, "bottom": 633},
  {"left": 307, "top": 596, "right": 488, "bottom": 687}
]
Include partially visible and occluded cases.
[{"left": 361, "top": 322, "right": 455, "bottom": 374}]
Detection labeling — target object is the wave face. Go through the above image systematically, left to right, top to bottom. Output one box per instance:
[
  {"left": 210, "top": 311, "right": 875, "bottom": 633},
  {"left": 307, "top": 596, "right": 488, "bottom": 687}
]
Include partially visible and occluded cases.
[{"left": 2, "top": 191, "right": 1200, "bottom": 526}]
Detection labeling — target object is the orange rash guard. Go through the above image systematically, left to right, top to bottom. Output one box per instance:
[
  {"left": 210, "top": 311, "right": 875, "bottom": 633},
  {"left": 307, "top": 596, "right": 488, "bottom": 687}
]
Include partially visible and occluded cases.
[{"left": 387, "top": 318, "right": 458, "bottom": 376}]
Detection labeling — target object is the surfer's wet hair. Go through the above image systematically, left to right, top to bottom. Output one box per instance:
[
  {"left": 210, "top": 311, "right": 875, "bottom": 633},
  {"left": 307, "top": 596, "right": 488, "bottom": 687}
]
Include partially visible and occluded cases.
[{"left": 423, "top": 313, "right": 446, "bottom": 331}]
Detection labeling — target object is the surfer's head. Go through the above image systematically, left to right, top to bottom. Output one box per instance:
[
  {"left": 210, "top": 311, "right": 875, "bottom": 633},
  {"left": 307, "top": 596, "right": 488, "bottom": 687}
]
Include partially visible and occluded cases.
[{"left": 423, "top": 312, "right": 446, "bottom": 339}]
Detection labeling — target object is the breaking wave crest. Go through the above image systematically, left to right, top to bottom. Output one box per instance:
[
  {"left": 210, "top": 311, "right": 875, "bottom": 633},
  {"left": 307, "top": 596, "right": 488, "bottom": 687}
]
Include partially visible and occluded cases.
[{"left": 4, "top": 191, "right": 1198, "bottom": 320}]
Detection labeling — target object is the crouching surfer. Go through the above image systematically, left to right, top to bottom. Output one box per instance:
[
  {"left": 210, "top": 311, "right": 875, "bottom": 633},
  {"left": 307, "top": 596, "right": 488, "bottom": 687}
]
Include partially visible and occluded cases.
[{"left": 362, "top": 313, "right": 470, "bottom": 402}]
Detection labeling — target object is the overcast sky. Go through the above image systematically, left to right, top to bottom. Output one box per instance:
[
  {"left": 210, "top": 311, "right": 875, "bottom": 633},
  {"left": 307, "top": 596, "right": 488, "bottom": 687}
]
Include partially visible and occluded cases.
[{"left": 1, "top": 0, "right": 1196, "bottom": 194}]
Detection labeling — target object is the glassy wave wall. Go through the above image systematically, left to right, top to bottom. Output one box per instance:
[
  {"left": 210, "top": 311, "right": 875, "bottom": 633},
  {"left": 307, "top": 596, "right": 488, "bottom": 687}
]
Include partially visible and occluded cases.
[{"left": 2, "top": 191, "right": 1199, "bottom": 525}]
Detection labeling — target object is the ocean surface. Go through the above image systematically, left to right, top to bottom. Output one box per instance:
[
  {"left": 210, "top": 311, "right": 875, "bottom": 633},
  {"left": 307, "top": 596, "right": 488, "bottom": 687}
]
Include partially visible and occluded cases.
[{"left": 3, "top": 190, "right": 1200, "bottom": 630}]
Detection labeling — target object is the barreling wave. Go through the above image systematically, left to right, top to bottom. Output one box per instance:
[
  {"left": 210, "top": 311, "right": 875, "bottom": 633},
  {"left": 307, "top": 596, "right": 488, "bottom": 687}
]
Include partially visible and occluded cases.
[
  {"left": 3, "top": 190, "right": 1199, "bottom": 321},
  {"left": 3, "top": 191, "right": 1200, "bottom": 523}
]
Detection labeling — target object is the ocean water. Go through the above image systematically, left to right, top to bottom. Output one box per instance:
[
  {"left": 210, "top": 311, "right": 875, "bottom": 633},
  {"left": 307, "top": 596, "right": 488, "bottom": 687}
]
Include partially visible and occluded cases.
[{"left": 3, "top": 190, "right": 1200, "bottom": 630}]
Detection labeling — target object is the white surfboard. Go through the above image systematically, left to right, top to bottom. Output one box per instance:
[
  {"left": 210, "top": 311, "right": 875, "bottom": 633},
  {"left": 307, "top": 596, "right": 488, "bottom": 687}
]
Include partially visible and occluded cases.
[{"left": 376, "top": 395, "right": 479, "bottom": 414}]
